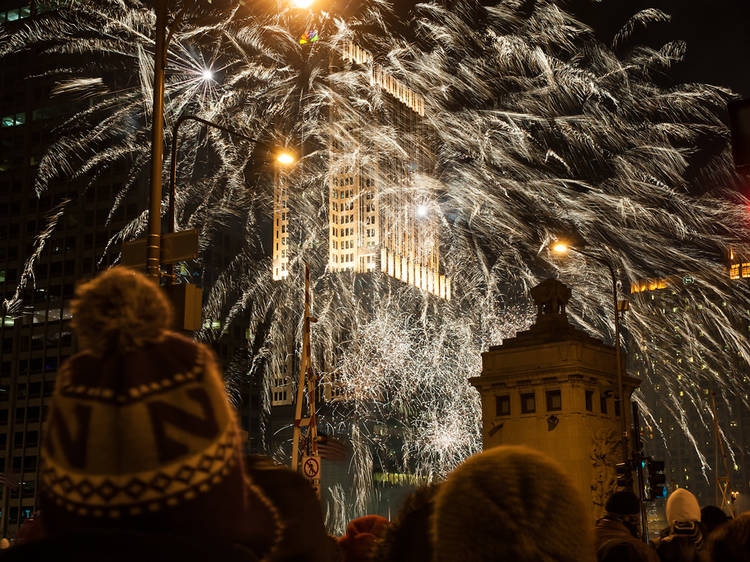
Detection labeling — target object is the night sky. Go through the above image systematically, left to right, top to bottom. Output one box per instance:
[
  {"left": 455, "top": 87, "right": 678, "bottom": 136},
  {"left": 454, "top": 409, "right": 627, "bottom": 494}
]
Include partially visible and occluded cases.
[{"left": 392, "top": 0, "right": 750, "bottom": 98}]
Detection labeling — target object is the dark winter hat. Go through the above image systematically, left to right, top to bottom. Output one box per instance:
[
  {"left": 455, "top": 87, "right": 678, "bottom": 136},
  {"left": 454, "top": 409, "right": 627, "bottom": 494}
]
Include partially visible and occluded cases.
[
  {"left": 39, "top": 268, "right": 280, "bottom": 556},
  {"left": 431, "top": 445, "right": 594, "bottom": 562},
  {"left": 373, "top": 484, "right": 439, "bottom": 562},
  {"left": 605, "top": 491, "right": 641, "bottom": 516},
  {"left": 701, "top": 505, "right": 730, "bottom": 534},
  {"left": 707, "top": 512, "right": 750, "bottom": 562}
]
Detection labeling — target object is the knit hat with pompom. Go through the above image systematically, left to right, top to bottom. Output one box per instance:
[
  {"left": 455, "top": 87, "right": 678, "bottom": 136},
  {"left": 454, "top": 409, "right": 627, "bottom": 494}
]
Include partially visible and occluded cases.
[
  {"left": 39, "top": 267, "right": 280, "bottom": 557},
  {"left": 431, "top": 445, "right": 595, "bottom": 562}
]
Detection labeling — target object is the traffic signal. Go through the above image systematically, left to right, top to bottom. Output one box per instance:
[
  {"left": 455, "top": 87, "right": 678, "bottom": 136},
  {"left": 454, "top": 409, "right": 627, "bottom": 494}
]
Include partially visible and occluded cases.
[
  {"left": 646, "top": 459, "right": 667, "bottom": 500},
  {"left": 615, "top": 461, "right": 633, "bottom": 489}
]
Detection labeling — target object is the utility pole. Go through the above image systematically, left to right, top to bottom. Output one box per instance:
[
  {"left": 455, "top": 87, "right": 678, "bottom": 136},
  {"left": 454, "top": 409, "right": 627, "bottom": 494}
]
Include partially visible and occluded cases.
[
  {"left": 146, "top": 0, "right": 168, "bottom": 279},
  {"left": 291, "top": 264, "right": 321, "bottom": 494},
  {"left": 711, "top": 391, "right": 733, "bottom": 512},
  {"left": 631, "top": 403, "right": 649, "bottom": 541}
]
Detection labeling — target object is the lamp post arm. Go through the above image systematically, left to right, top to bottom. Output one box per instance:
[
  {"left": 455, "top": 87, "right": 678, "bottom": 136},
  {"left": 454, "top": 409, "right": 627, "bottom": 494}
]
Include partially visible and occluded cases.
[
  {"left": 167, "top": 113, "right": 260, "bottom": 236},
  {"left": 165, "top": 114, "right": 260, "bottom": 285}
]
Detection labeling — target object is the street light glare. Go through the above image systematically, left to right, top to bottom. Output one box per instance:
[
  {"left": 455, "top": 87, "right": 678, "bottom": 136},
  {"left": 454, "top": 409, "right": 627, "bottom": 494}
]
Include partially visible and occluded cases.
[
  {"left": 292, "top": 0, "right": 314, "bottom": 7},
  {"left": 201, "top": 69, "right": 214, "bottom": 81},
  {"left": 277, "top": 152, "right": 295, "bottom": 165},
  {"left": 416, "top": 204, "right": 428, "bottom": 218},
  {"left": 552, "top": 242, "right": 569, "bottom": 254}
]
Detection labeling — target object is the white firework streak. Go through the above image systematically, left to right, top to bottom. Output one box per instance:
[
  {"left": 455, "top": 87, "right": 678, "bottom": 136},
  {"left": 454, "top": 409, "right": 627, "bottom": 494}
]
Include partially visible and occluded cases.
[
  {"left": 3, "top": 0, "right": 749, "bottom": 520},
  {"left": 2, "top": 198, "right": 71, "bottom": 315}
]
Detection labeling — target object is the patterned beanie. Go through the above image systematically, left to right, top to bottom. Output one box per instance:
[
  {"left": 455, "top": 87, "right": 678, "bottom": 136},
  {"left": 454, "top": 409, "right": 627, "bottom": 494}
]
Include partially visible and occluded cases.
[
  {"left": 39, "top": 268, "right": 280, "bottom": 556},
  {"left": 431, "top": 445, "right": 595, "bottom": 562}
]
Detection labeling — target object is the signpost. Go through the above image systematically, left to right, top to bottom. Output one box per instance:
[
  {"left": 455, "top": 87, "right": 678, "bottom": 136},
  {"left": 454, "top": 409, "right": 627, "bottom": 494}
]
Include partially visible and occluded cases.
[
  {"left": 121, "top": 229, "right": 199, "bottom": 268},
  {"left": 121, "top": 230, "right": 202, "bottom": 331}
]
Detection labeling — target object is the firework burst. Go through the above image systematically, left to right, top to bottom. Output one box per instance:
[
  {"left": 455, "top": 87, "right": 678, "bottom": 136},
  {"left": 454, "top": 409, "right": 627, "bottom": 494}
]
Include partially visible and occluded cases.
[{"left": 3, "top": 0, "right": 749, "bottom": 529}]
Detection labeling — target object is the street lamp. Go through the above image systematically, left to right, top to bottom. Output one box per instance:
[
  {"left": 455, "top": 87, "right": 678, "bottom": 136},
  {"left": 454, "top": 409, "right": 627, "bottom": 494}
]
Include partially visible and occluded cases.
[
  {"left": 291, "top": 0, "right": 315, "bottom": 7},
  {"left": 277, "top": 152, "right": 296, "bottom": 166},
  {"left": 551, "top": 241, "right": 629, "bottom": 462}
]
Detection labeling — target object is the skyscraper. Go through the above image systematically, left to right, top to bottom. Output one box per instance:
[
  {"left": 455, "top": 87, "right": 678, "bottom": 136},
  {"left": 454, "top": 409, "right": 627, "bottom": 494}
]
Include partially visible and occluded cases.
[{"left": 272, "top": 40, "right": 451, "bottom": 299}]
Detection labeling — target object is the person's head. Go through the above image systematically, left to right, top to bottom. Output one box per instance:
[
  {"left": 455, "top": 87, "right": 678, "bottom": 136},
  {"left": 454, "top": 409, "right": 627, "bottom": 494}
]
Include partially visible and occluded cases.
[
  {"left": 70, "top": 267, "right": 172, "bottom": 356},
  {"left": 39, "top": 268, "right": 280, "bottom": 555},
  {"left": 431, "top": 445, "right": 594, "bottom": 562},
  {"left": 244, "top": 455, "right": 337, "bottom": 562},
  {"left": 373, "top": 484, "right": 439, "bottom": 562},
  {"left": 666, "top": 488, "right": 701, "bottom": 527},
  {"left": 604, "top": 490, "right": 641, "bottom": 537},
  {"left": 701, "top": 505, "right": 730, "bottom": 536},
  {"left": 706, "top": 513, "right": 750, "bottom": 562},
  {"left": 338, "top": 515, "right": 390, "bottom": 562},
  {"left": 598, "top": 542, "right": 646, "bottom": 562}
]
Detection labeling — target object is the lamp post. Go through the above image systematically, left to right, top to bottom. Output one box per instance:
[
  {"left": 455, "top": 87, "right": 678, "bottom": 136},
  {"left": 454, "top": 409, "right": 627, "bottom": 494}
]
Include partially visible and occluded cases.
[
  {"left": 146, "top": 0, "right": 169, "bottom": 279},
  {"left": 552, "top": 242, "right": 629, "bottom": 463}
]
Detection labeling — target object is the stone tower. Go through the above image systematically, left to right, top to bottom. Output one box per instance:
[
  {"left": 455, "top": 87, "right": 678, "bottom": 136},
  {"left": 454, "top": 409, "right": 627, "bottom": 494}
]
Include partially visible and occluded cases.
[{"left": 469, "top": 279, "right": 640, "bottom": 517}]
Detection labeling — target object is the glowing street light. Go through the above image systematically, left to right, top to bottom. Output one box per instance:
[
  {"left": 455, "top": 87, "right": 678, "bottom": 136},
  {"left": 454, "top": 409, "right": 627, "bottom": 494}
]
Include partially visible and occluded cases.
[
  {"left": 291, "top": 0, "right": 314, "bottom": 7},
  {"left": 200, "top": 68, "right": 214, "bottom": 81},
  {"left": 277, "top": 152, "right": 295, "bottom": 166},
  {"left": 416, "top": 204, "right": 429, "bottom": 218},
  {"left": 552, "top": 242, "right": 569, "bottom": 254}
]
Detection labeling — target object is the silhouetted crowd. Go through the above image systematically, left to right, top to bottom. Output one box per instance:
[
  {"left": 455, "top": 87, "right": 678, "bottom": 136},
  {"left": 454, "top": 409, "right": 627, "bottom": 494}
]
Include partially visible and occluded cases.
[{"left": 0, "top": 267, "right": 748, "bottom": 562}]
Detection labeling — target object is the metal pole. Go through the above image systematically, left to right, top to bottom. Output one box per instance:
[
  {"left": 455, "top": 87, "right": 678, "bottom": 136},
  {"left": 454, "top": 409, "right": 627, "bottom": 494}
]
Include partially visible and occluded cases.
[
  {"left": 146, "top": 0, "right": 168, "bottom": 279},
  {"left": 572, "top": 247, "right": 629, "bottom": 462},
  {"left": 608, "top": 259, "right": 629, "bottom": 462},
  {"left": 713, "top": 392, "right": 720, "bottom": 506},
  {"left": 632, "top": 402, "right": 648, "bottom": 542}
]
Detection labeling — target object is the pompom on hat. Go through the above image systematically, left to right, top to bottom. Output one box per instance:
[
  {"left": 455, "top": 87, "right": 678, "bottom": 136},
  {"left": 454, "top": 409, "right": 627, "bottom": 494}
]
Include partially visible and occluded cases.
[
  {"left": 40, "top": 268, "right": 280, "bottom": 556},
  {"left": 431, "top": 445, "right": 594, "bottom": 562}
]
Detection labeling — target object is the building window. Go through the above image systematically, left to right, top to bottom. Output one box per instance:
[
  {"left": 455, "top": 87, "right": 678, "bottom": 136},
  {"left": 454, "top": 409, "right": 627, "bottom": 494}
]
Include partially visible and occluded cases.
[
  {"left": 743, "top": 263, "right": 750, "bottom": 278},
  {"left": 730, "top": 264, "right": 740, "bottom": 279},
  {"left": 546, "top": 390, "right": 562, "bottom": 411},
  {"left": 585, "top": 390, "right": 594, "bottom": 412},
  {"left": 521, "top": 392, "right": 536, "bottom": 414},
  {"left": 495, "top": 395, "right": 510, "bottom": 417},
  {"left": 600, "top": 395, "right": 608, "bottom": 414},
  {"left": 614, "top": 398, "right": 621, "bottom": 417}
]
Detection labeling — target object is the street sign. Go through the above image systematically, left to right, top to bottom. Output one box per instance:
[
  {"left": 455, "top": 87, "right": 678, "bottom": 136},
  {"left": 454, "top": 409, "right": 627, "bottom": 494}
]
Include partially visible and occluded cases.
[
  {"left": 121, "top": 229, "right": 199, "bottom": 267},
  {"left": 301, "top": 454, "right": 321, "bottom": 495},
  {"left": 302, "top": 455, "right": 321, "bottom": 480}
]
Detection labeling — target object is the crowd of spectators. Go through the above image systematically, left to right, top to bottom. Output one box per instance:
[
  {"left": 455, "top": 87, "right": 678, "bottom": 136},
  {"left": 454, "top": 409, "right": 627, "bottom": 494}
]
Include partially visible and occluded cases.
[{"left": 0, "top": 267, "right": 747, "bottom": 562}]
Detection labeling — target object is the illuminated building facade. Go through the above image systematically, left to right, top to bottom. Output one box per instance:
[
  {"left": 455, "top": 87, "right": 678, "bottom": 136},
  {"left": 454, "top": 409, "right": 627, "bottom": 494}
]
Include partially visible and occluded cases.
[
  {"left": 271, "top": 40, "right": 450, "bottom": 299},
  {"left": 329, "top": 41, "right": 450, "bottom": 300},
  {"left": 272, "top": 167, "right": 290, "bottom": 281},
  {"left": 628, "top": 272, "right": 750, "bottom": 504}
]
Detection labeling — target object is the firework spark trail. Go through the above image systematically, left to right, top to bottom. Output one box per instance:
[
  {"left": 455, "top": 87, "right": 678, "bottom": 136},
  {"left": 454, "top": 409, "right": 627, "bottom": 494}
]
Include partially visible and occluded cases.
[
  {"left": 3, "top": 0, "right": 750, "bottom": 522},
  {"left": 2, "top": 198, "right": 71, "bottom": 315}
]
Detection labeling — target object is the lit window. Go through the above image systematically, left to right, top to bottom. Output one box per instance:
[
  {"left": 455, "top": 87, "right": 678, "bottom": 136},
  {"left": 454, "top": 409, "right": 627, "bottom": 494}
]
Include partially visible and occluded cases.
[
  {"left": 742, "top": 263, "right": 750, "bottom": 278},
  {"left": 730, "top": 264, "right": 740, "bottom": 280},
  {"left": 546, "top": 390, "right": 561, "bottom": 411},
  {"left": 521, "top": 392, "right": 536, "bottom": 414},
  {"left": 495, "top": 395, "right": 510, "bottom": 416}
]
